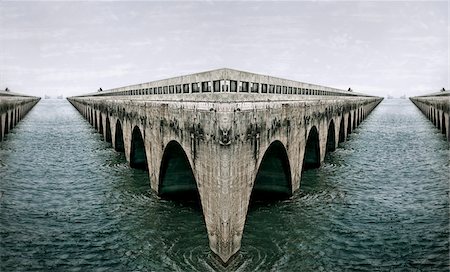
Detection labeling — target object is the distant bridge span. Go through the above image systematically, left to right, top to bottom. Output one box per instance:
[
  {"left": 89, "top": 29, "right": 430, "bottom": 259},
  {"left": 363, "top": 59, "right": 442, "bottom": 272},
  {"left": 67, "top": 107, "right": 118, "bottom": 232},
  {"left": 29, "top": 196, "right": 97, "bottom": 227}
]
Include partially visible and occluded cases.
[
  {"left": 68, "top": 68, "right": 383, "bottom": 263},
  {"left": 0, "top": 90, "right": 40, "bottom": 141},
  {"left": 410, "top": 90, "right": 449, "bottom": 141}
]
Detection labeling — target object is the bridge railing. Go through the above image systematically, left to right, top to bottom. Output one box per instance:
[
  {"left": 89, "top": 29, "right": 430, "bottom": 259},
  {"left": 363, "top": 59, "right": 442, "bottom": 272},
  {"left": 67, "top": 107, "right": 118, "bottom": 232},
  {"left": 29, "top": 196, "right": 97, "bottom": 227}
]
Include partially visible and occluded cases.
[
  {"left": 77, "top": 68, "right": 375, "bottom": 98},
  {"left": 411, "top": 89, "right": 449, "bottom": 98},
  {"left": 0, "top": 90, "right": 37, "bottom": 98}
]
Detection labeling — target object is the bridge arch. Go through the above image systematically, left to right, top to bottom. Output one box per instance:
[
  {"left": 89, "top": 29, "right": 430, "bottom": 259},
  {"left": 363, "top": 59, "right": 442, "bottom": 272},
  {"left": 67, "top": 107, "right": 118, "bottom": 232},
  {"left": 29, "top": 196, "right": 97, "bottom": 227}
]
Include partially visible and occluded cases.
[
  {"left": 356, "top": 108, "right": 359, "bottom": 125},
  {"left": 13, "top": 109, "right": 16, "bottom": 126},
  {"left": 11, "top": 110, "right": 14, "bottom": 127},
  {"left": 105, "top": 116, "right": 112, "bottom": 143},
  {"left": 339, "top": 116, "right": 345, "bottom": 143},
  {"left": 326, "top": 119, "right": 336, "bottom": 153},
  {"left": 114, "top": 120, "right": 125, "bottom": 152},
  {"left": 303, "top": 125, "right": 320, "bottom": 170},
  {"left": 130, "top": 126, "right": 148, "bottom": 170},
  {"left": 158, "top": 140, "right": 199, "bottom": 201},
  {"left": 251, "top": 140, "right": 292, "bottom": 201}
]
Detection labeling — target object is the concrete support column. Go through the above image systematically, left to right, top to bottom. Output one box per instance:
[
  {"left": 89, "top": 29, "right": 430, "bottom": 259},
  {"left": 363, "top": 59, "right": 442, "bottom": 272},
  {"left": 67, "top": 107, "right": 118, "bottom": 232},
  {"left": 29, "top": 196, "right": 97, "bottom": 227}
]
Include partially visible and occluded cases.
[
  {"left": 0, "top": 113, "right": 4, "bottom": 141},
  {"left": 123, "top": 118, "right": 132, "bottom": 163},
  {"left": 318, "top": 120, "right": 328, "bottom": 164},
  {"left": 195, "top": 141, "right": 253, "bottom": 264}
]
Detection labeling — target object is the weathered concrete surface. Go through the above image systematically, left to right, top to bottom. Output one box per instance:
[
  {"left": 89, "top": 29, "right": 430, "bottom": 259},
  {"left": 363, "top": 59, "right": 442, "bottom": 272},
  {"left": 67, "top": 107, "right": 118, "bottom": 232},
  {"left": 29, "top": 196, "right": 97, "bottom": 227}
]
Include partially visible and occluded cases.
[
  {"left": 68, "top": 68, "right": 383, "bottom": 263},
  {"left": 0, "top": 91, "right": 40, "bottom": 141},
  {"left": 410, "top": 91, "right": 449, "bottom": 141}
]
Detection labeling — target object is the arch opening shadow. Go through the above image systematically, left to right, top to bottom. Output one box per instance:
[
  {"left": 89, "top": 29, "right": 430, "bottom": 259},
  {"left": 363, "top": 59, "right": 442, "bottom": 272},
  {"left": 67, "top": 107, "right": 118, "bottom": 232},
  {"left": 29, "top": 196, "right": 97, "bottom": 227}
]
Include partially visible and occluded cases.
[
  {"left": 433, "top": 109, "right": 437, "bottom": 126},
  {"left": 9, "top": 111, "right": 13, "bottom": 130},
  {"left": 5, "top": 112, "right": 9, "bottom": 134},
  {"left": 94, "top": 112, "right": 98, "bottom": 130},
  {"left": 441, "top": 112, "right": 446, "bottom": 135},
  {"left": 347, "top": 113, "right": 352, "bottom": 135},
  {"left": 99, "top": 114, "right": 104, "bottom": 135},
  {"left": 0, "top": 115, "right": 3, "bottom": 140},
  {"left": 339, "top": 116, "right": 345, "bottom": 143},
  {"left": 105, "top": 117, "right": 112, "bottom": 143},
  {"left": 115, "top": 120, "right": 125, "bottom": 152},
  {"left": 326, "top": 120, "right": 336, "bottom": 153},
  {"left": 130, "top": 126, "right": 148, "bottom": 170},
  {"left": 303, "top": 126, "right": 320, "bottom": 170},
  {"left": 159, "top": 141, "right": 200, "bottom": 203},
  {"left": 250, "top": 141, "right": 292, "bottom": 203}
]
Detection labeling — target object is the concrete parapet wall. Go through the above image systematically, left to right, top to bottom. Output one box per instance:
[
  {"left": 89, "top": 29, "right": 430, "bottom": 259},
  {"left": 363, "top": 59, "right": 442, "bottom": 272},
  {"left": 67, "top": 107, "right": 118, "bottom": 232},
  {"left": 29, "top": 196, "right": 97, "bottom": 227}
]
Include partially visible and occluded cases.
[
  {"left": 84, "top": 68, "right": 372, "bottom": 98},
  {"left": 68, "top": 94, "right": 382, "bottom": 263},
  {"left": 410, "top": 94, "right": 450, "bottom": 141},
  {"left": 0, "top": 96, "right": 40, "bottom": 141}
]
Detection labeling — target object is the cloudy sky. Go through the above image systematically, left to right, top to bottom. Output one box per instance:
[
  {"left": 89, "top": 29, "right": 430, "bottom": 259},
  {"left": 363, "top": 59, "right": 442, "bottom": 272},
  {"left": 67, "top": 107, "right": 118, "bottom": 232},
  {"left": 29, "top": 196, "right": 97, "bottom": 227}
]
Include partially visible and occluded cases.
[{"left": 0, "top": 1, "right": 448, "bottom": 97}]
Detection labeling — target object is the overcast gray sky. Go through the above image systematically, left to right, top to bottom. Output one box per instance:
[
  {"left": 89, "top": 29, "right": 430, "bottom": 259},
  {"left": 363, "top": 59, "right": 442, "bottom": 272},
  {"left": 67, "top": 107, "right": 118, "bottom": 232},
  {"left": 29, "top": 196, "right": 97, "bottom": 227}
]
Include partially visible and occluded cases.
[{"left": 0, "top": 1, "right": 448, "bottom": 97}]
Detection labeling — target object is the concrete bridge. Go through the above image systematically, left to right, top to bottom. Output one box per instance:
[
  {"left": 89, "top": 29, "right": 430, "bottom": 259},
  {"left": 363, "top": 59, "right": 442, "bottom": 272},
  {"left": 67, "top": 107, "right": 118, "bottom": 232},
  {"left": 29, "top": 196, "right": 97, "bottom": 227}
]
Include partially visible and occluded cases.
[
  {"left": 68, "top": 68, "right": 383, "bottom": 263},
  {"left": 0, "top": 90, "right": 40, "bottom": 142},
  {"left": 410, "top": 90, "right": 449, "bottom": 141}
]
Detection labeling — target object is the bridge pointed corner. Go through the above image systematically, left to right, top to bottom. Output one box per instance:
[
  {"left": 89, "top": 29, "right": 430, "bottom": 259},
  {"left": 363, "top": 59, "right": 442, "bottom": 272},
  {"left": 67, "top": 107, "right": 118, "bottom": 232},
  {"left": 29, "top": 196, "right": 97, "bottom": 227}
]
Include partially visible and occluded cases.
[{"left": 208, "top": 221, "right": 243, "bottom": 264}]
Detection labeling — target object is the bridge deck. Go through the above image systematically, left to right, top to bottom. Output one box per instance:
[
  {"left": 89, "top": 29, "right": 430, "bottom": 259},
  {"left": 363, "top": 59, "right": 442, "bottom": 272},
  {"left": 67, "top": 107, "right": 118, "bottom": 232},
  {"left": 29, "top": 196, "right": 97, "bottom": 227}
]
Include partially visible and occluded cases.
[{"left": 85, "top": 68, "right": 372, "bottom": 98}]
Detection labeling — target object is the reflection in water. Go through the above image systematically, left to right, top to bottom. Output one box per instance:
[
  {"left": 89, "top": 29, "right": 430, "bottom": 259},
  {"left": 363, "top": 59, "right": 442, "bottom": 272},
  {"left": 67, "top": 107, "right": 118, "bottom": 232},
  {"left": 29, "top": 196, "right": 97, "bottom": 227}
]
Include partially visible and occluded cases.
[{"left": 0, "top": 99, "right": 448, "bottom": 271}]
